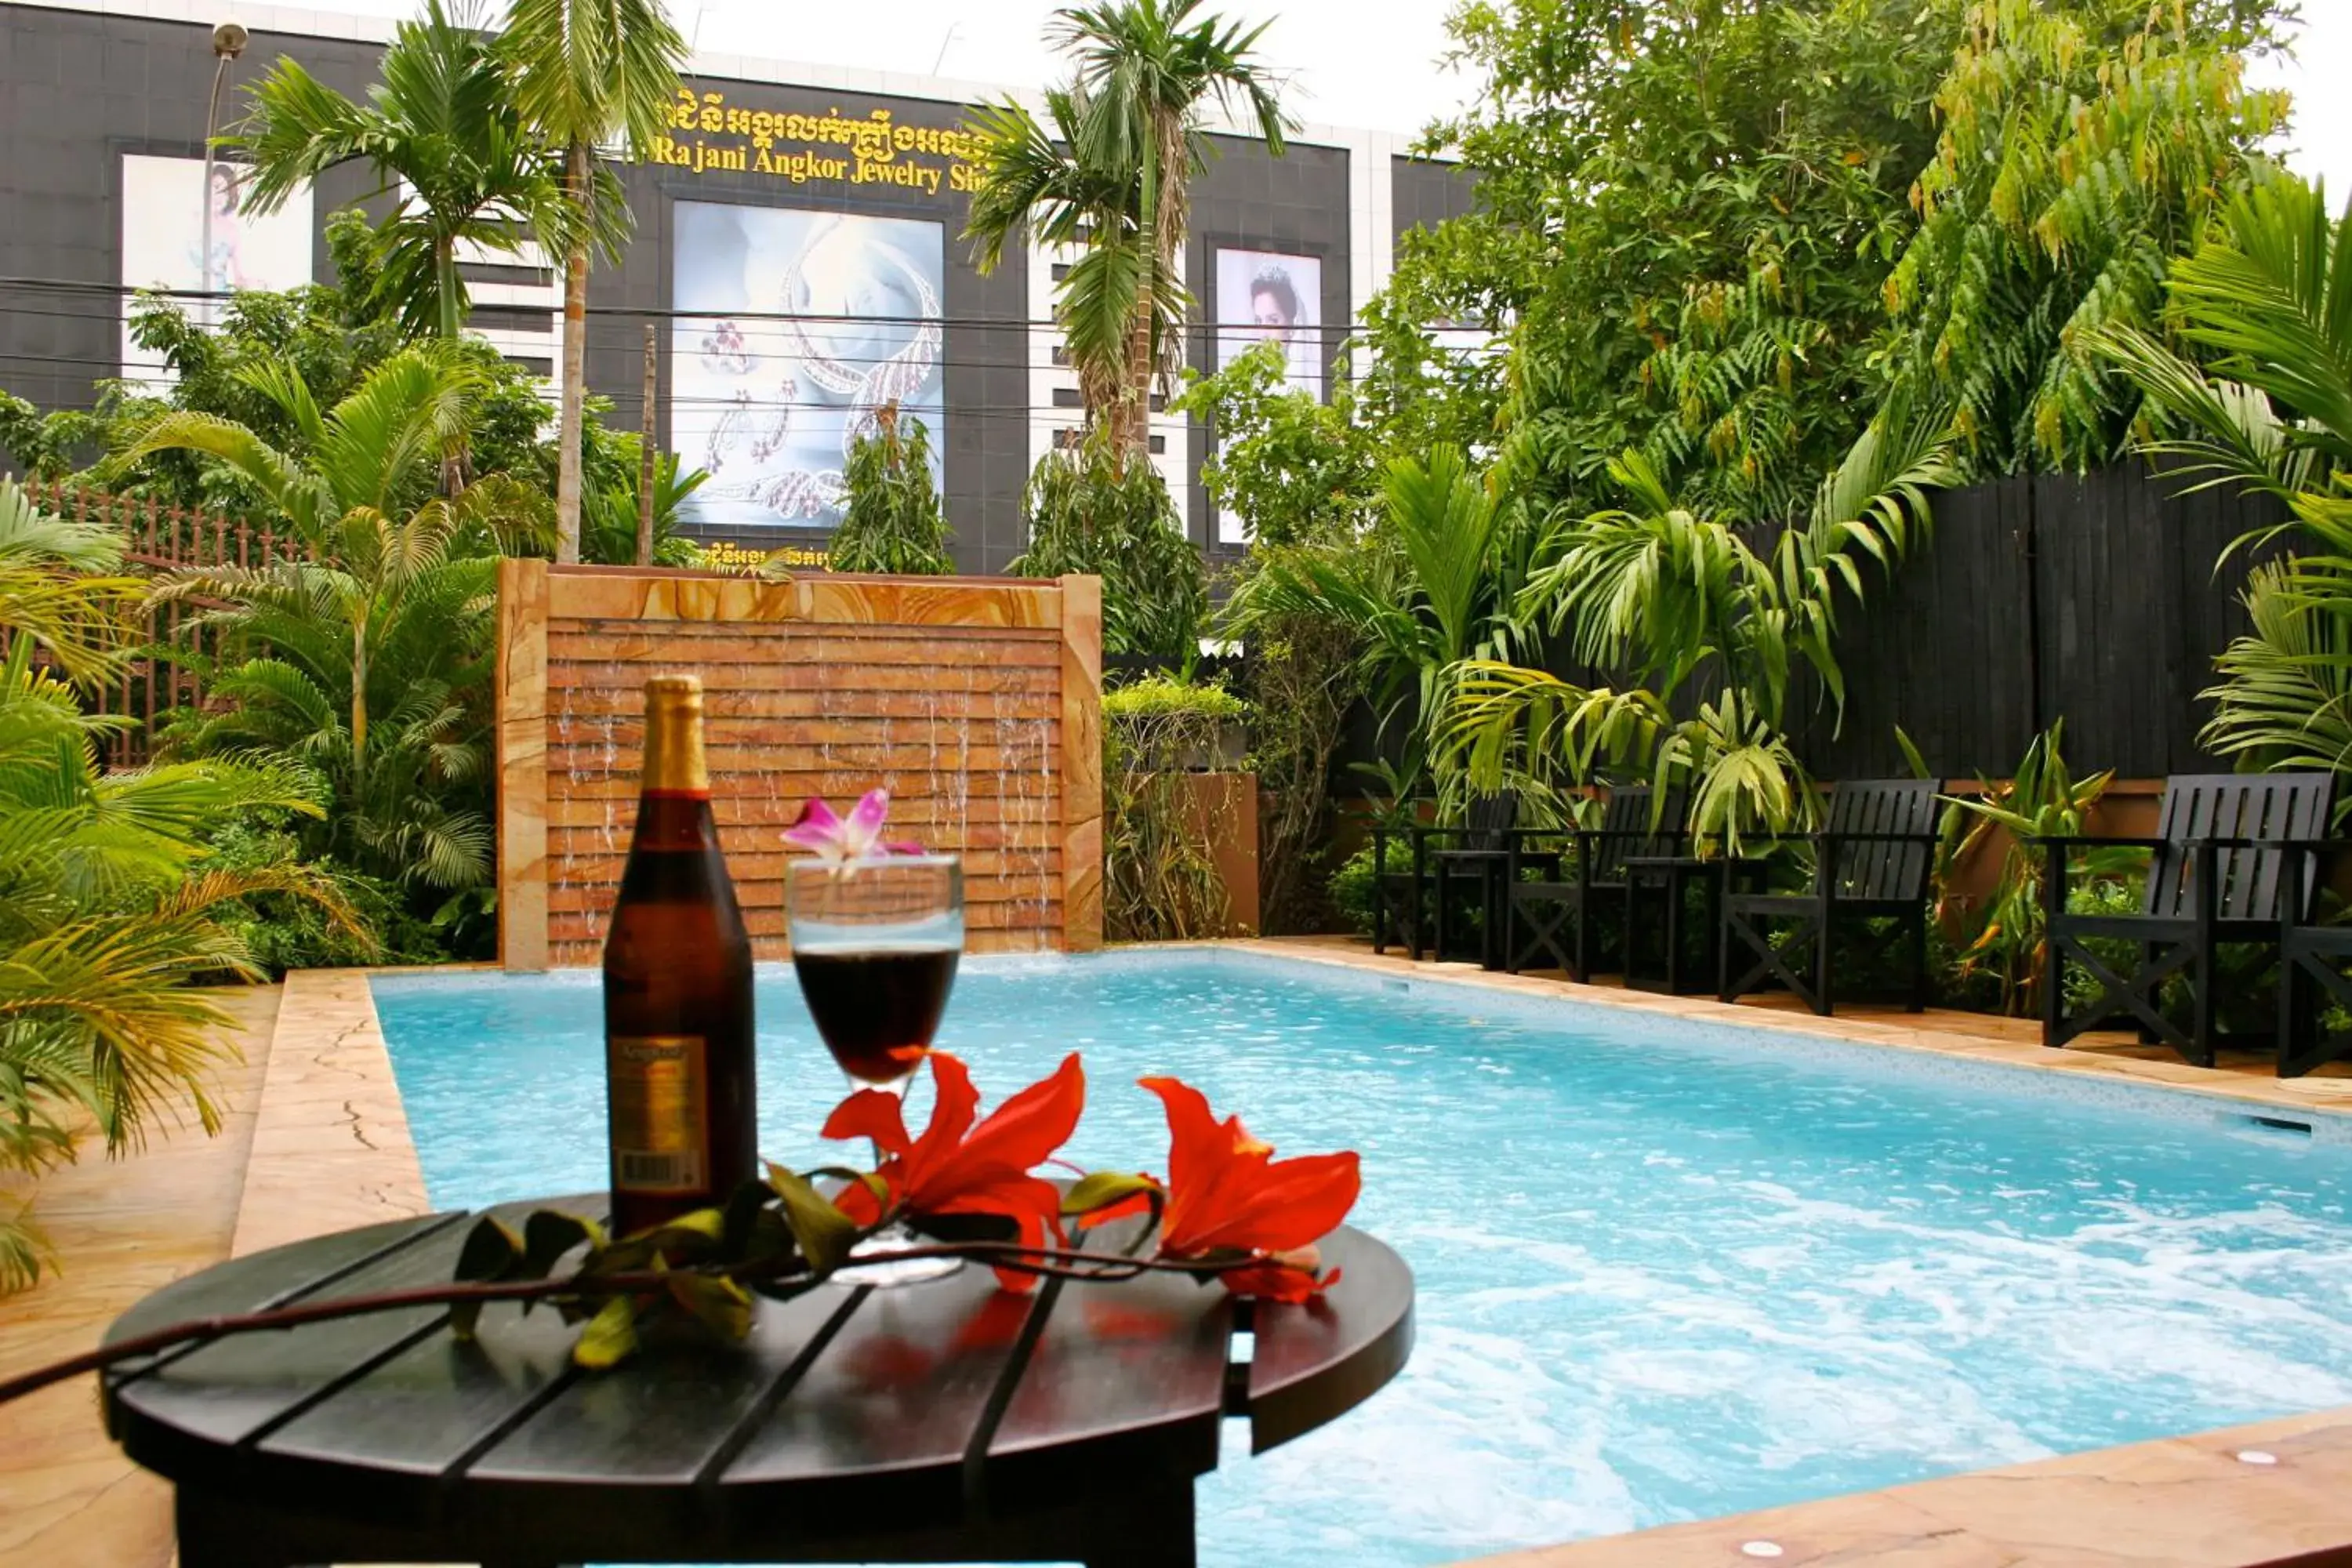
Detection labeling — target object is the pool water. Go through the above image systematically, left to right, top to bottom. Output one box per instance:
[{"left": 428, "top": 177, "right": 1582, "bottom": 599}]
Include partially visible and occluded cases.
[{"left": 373, "top": 950, "right": 2352, "bottom": 1566}]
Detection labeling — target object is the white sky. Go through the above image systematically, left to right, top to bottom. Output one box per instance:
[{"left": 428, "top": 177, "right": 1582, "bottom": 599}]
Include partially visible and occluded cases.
[{"left": 267, "top": 0, "right": 2352, "bottom": 184}]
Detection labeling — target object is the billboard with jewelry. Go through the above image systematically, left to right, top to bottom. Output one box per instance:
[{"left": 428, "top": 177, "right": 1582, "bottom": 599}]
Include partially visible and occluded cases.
[{"left": 670, "top": 201, "right": 946, "bottom": 533}]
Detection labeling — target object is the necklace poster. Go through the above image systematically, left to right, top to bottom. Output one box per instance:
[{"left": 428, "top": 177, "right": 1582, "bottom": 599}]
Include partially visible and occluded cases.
[{"left": 670, "top": 201, "right": 946, "bottom": 532}]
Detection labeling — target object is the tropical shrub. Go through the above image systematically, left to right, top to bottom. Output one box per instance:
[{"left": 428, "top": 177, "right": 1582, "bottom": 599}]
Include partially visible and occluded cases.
[
  {"left": 1401, "top": 0, "right": 1963, "bottom": 520},
  {"left": 1882, "top": 0, "right": 2290, "bottom": 474},
  {"left": 2089, "top": 168, "right": 2352, "bottom": 797},
  {"left": 0, "top": 220, "right": 557, "bottom": 514},
  {"left": 1179, "top": 341, "right": 1372, "bottom": 930},
  {"left": 121, "top": 348, "right": 536, "bottom": 913},
  {"left": 1446, "top": 404, "right": 1955, "bottom": 854},
  {"left": 829, "top": 407, "right": 955, "bottom": 575},
  {"left": 1010, "top": 433, "right": 1206, "bottom": 663},
  {"left": 579, "top": 438, "right": 707, "bottom": 568},
  {"left": 1239, "top": 441, "right": 1566, "bottom": 824},
  {"left": 0, "top": 482, "right": 355, "bottom": 1290},
  {"left": 1102, "top": 674, "right": 1249, "bottom": 942},
  {"left": 1932, "top": 720, "right": 2133, "bottom": 1015},
  {"left": 1327, "top": 834, "right": 1408, "bottom": 938}
]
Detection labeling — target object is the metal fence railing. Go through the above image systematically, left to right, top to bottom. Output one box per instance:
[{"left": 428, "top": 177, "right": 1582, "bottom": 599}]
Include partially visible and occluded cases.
[{"left": 20, "top": 480, "right": 301, "bottom": 768}]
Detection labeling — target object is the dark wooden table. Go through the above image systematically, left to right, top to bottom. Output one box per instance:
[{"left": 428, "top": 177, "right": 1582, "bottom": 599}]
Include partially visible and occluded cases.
[
  {"left": 1621, "top": 855, "right": 1724, "bottom": 995},
  {"left": 100, "top": 1196, "right": 1414, "bottom": 1568}
]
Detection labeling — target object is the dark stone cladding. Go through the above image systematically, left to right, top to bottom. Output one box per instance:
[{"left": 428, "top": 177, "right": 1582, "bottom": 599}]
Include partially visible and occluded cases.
[
  {"left": 0, "top": 5, "right": 1031, "bottom": 573},
  {"left": 0, "top": 8, "right": 385, "bottom": 422},
  {"left": 1185, "top": 131, "right": 1352, "bottom": 566},
  {"left": 1391, "top": 151, "right": 1476, "bottom": 243}
]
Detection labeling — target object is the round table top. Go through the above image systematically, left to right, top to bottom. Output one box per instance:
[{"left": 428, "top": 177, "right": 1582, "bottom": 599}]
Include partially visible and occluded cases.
[{"left": 101, "top": 1195, "right": 1413, "bottom": 1557}]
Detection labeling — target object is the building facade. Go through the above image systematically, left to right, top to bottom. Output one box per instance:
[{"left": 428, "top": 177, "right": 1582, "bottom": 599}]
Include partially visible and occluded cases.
[{"left": 0, "top": 0, "right": 1474, "bottom": 573}]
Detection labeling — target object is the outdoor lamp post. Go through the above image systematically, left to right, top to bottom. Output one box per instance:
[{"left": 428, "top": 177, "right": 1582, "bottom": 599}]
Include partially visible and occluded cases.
[{"left": 198, "top": 21, "right": 249, "bottom": 325}]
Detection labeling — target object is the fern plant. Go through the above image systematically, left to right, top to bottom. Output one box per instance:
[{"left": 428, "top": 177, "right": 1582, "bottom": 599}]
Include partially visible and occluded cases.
[{"left": 829, "top": 405, "right": 955, "bottom": 575}]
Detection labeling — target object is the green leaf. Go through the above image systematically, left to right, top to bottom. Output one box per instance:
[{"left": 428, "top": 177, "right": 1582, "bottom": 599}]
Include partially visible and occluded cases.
[
  {"left": 1893, "top": 725, "right": 1931, "bottom": 782},
  {"left": 765, "top": 1162, "right": 860, "bottom": 1279},
  {"left": 804, "top": 1164, "right": 891, "bottom": 1207},
  {"left": 1062, "top": 1171, "right": 1161, "bottom": 1219},
  {"left": 594, "top": 1207, "right": 727, "bottom": 1274},
  {"left": 521, "top": 1210, "right": 604, "bottom": 1279},
  {"left": 448, "top": 1215, "right": 521, "bottom": 1341},
  {"left": 665, "top": 1272, "right": 754, "bottom": 1341},
  {"left": 572, "top": 1294, "right": 640, "bottom": 1370}
]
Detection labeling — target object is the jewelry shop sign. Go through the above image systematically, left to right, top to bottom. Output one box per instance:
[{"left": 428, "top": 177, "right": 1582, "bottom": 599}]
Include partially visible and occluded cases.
[{"left": 648, "top": 89, "right": 986, "bottom": 195}]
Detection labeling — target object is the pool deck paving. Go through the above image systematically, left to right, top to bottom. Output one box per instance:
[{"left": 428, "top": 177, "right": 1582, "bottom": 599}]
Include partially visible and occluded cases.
[
  {"left": 6, "top": 949, "right": 2352, "bottom": 1566},
  {"left": 0, "top": 985, "right": 279, "bottom": 1568}
]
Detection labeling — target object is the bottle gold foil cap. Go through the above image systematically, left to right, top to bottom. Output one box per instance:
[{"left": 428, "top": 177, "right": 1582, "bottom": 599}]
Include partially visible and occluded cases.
[{"left": 641, "top": 673, "right": 710, "bottom": 793}]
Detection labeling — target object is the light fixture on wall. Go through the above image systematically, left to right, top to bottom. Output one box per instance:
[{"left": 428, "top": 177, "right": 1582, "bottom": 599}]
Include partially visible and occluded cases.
[{"left": 197, "top": 21, "right": 249, "bottom": 325}]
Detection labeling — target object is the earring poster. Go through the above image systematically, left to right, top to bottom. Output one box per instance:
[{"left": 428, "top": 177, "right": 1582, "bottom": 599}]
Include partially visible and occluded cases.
[
  {"left": 119, "top": 155, "right": 314, "bottom": 384},
  {"left": 671, "top": 201, "right": 946, "bottom": 532}
]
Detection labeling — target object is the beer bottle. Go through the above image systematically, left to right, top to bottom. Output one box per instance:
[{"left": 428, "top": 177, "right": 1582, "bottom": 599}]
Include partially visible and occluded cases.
[{"left": 602, "top": 673, "right": 757, "bottom": 1235}]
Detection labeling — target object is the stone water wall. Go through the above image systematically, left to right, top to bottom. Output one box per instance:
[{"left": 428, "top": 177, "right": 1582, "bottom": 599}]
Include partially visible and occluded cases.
[{"left": 494, "top": 563, "right": 1102, "bottom": 968}]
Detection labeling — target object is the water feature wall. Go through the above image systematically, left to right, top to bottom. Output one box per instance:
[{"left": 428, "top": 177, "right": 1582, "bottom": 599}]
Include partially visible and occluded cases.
[{"left": 493, "top": 562, "right": 1102, "bottom": 969}]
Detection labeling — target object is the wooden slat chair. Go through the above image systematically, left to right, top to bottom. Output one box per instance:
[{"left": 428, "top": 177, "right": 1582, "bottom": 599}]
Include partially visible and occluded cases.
[
  {"left": 2042, "top": 772, "right": 2334, "bottom": 1067},
  {"left": 1719, "top": 779, "right": 1942, "bottom": 1015},
  {"left": 1502, "top": 786, "right": 1690, "bottom": 981},
  {"left": 1431, "top": 793, "right": 1551, "bottom": 969},
  {"left": 1370, "top": 794, "right": 1544, "bottom": 964},
  {"left": 1370, "top": 818, "right": 1431, "bottom": 959},
  {"left": 2277, "top": 845, "right": 2352, "bottom": 1078}
]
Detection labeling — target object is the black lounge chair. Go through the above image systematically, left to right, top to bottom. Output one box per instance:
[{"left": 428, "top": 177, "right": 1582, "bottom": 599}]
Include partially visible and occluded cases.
[
  {"left": 2042, "top": 772, "right": 2334, "bottom": 1067},
  {"left": 1719, "top": 778, "right": 1942, "bottom": 1015},
  {"left": 1503, "top": 786, "right": 1690, "bottom": 981},
  {"left": 1371, "top": 793, "right": 1544, "bottom": 966},
  {"left": 1431, "top": 793, "right": 1549, "bottom": 968},
  {"left": 2278, "top": 844, "right": 2352, "bottom": 1078}
]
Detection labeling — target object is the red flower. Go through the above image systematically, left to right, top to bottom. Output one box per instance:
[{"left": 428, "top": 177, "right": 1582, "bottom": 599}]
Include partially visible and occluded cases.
[
  {"left": 822, "top": 1051, "right": 1083, "bottom": 1290},
  {"left": 1128, "top": 1076, "right": 1362, "bottom": 1303}
]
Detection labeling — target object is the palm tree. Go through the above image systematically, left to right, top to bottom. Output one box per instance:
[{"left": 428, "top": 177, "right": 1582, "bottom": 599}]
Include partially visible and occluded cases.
[
  {"left": 232, "top": 0, "right": 568, "bottom": 343},
  {"left": 500, "top": 0, "right": 687, "bottom": 563},
  {"left": 1056, "top": 1, "right": 1290, "bottom": 458},
  {"left": 966, "top": 2, "right": 1290, "bottom": 466},
  {"left": 964, "top": 85, "right": 1164, "bottom": 445},
  {"left": 112, "top": 350, "right": 540, "bottom": 891},
  {"left": 0, "top": 481, "right": 355, "bottom": 1291}
]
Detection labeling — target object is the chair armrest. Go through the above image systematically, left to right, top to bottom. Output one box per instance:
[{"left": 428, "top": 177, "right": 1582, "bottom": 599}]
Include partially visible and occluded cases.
[
  {"left": 2023, "top": 834, "right": 2169, "bottom": 851},
  {"left": 2192, "top": 836, "right": 2352, "bottom": 852}
]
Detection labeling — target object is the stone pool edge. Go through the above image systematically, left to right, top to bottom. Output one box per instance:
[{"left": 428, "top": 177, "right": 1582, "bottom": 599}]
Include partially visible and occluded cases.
[
  {"left": 1221, "top": 935, "right": 2352, "bottom": 1123},
  {"left": 284, "top": 953, "right": 2352, "bottom": 1568}
]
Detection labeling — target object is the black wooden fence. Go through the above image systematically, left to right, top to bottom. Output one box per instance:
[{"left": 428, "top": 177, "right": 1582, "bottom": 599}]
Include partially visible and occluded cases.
[
  {"left": 1325, "top": 463, "right": 2295, "bottom": 786},
  {"left": 1790, "top": 465, "right": 2288, "bottom": 781}
]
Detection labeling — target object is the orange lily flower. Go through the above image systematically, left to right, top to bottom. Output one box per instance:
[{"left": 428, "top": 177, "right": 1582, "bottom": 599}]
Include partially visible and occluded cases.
[
  {"left": 822, "top": 1051, "right": 1083, "bottom": 1290},
  {"left": 1123, "top": 1076, "right": 1362, "bottom": 1303}
]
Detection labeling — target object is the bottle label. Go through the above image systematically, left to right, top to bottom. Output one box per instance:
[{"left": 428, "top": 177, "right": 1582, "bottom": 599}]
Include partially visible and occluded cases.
[{"left": 608, "top": 1034, "right": 709, "bottom": 1194}]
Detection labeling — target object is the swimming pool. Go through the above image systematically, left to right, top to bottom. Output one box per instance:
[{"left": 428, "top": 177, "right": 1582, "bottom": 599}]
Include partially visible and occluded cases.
[{"left": 372, "top": 949, "right": 2352, "bottom": 1566}]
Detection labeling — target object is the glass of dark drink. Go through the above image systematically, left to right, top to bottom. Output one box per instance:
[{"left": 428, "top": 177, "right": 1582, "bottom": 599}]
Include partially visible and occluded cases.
[{"left": 786, "top": 851, "right": 964, "bottom": 1285}]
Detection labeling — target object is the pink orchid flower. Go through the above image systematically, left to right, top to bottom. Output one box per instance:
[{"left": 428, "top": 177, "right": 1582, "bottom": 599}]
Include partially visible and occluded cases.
[{"left": 784, "top": 789, "right": 924, "bottom": 863}]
